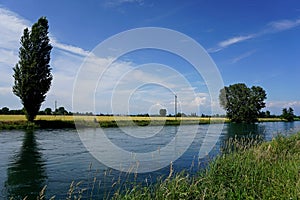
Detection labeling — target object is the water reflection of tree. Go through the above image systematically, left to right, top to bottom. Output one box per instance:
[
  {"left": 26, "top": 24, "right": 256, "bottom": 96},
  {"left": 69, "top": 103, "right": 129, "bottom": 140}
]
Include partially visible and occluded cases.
[
  {"left": 283, "top": 121, "right": 295, "bottom": 135},
  {"left": 221, "top": 123, "right": 266, "bottom": 153},
  {"left": 225, "top": 123, "right": 266, "bottom": 139},
  {"left": 5, "top": 130, "right": 47, "bottom": 199}
]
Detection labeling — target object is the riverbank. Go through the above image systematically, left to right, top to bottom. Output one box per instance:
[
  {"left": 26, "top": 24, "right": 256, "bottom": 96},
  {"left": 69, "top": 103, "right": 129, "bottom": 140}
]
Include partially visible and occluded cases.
[
  {"left": 0, "top": 115, "right": 292, "bottom": 130},
  {"left": 112, "top": 131, "right": 300, "bottom": 199}
]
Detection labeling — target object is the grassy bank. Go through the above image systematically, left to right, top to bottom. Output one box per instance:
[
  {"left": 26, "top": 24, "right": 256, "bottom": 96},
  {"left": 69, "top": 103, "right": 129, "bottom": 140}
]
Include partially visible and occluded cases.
[
  {"left": 0, "top": 115, "right": 289, "bottom": 130},
  {"left": 111, "top": 132, "right": 300, "bottom": 199}
]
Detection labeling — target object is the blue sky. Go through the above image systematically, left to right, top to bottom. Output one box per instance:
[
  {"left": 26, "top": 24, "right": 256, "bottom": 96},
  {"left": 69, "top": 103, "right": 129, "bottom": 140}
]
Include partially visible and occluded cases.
[{"left": 0, "top": 0, "right": 300, "bottom": 115}]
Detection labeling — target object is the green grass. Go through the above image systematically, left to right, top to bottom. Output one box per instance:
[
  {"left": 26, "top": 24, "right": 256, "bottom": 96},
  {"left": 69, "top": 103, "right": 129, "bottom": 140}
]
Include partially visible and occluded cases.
[
  {"left": 0, "top": 120, "right": 76, "bottom": 130},
  {"left": 112, "top": 132, "right": 300, "bottom": 199}
]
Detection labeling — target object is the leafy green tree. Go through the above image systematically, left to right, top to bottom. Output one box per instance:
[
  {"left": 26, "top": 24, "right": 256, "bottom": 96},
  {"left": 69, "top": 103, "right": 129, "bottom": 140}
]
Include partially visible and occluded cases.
[
  {"left": 13, "top": 17, "right": 52, "bottom": 121},
  {"left": 219, "top": 83, "right": 267, "bottom": 123},
  {"left": 1, "top": 107, "right": 9, "bottom": 114},
  {"left": 55, "top": 107, "right": 68, "bottom": 115},
  {"left": 281, "top": 107, "right": 295, "bottom": 121},
  {"left": 44, "top": 108, "right": 52, "bottom": 115},
  {"left": 159, "top": 109, "right": 167, "bottom": 117},
  {"left": 265, "top": 110, "right": 271, "bottom": 118}
]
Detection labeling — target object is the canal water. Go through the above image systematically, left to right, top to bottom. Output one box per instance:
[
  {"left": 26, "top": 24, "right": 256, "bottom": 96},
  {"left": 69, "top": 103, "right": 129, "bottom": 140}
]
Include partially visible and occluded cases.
[{"left": 0, "top": 121, "right": 299, "bottom": 199}]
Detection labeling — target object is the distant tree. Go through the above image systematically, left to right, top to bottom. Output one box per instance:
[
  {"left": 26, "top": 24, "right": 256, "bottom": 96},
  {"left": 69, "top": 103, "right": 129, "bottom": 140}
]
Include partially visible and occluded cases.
[
  {"left": 12, "top": 17, "right": 52, "bottom": 122},
  {"left": 219, "top": 83, "right": 267, "bottom": 123},
  {"left": 1, "top": 107, "right": 9, "bottom": 114},
  {"left": 55, "top": 107, "right": 68, "bottom": 115},
  {"left": 281, "top": 107, "right": 295, "bottom": 122},
  {"left": 10, "top": 108, "right": 25, "bottom": 115},
  {"left": 44, "top": 108, "right": 52, "bottom": 115},
  {"left": 159, "top": 109, "right": 167, "bottom": 117},
  {"left": 38, "top": 110, "right": 45, "bottom": 115},
  {"left": 265, "top": 110, "right": 271, "bottom": 118},
  {"left": 259, "top": 111, "right": 266, "bottom": 118},
  {"left": 190, "top": 112, "right": 197, "bottom": 117},
  {"left": 175, "top": 113, "right": 186, "bottom": 117}
]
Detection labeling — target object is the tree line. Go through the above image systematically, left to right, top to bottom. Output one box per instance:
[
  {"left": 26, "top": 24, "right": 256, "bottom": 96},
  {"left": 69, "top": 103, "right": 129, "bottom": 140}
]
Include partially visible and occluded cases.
[{"left": 0, "top": 107, "right": 72, "bottom": 115}]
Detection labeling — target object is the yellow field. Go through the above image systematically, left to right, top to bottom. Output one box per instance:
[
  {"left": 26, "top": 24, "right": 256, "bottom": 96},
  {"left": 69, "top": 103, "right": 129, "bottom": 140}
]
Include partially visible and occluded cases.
[
  {"left": 0, "top": 115, "right": 229, "bottom": 122},
  {"left": 0, "top": 115, "right": 283, "bottom": 123},
  {"left": 0, "top": 115, "right": 27, "bottom": 121},
  {"left": 257, "top": 118, "right": 283, "bottom": 122}
]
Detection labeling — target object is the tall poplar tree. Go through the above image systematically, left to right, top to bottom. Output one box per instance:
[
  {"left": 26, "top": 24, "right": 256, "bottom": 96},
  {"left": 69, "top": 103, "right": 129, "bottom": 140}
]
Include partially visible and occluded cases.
[{"left": 13, "top": 17, "right": 52, "bottom": 122}]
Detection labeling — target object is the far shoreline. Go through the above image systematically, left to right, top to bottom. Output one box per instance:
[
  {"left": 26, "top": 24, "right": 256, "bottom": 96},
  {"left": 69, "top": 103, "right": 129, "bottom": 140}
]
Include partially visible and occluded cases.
[{"left": 0, "top": 115, "right": 297, "bottom": 130}]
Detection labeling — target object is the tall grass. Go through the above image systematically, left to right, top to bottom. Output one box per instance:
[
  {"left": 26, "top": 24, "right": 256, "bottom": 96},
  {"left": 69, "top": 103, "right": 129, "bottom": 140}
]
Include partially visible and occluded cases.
[{"left": 112, "top": 132, "right": 300, "bottom": 199}]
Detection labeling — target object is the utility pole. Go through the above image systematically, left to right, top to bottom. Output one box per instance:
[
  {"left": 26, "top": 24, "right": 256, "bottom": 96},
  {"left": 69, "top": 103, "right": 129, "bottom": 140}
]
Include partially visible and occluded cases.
[
  {"left": 175, "top": 94, "right": 177, "bottom": 120},
  {"left": 54, "top": 100, "right": 57, "bottom": 116}
]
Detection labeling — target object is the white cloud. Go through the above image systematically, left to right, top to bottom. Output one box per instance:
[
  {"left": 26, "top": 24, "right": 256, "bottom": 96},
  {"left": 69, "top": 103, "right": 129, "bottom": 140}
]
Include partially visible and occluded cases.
[
  {"left": 104, "top": 0, "right": 144, "bottom": 7},
  {"left": 0, "top": 7, "right": 29, "bottom": 49},
  {"left": 0, "top": 7, "right": 91, "bottom": 60},
  {"left": 209, "top": 18, "right": 300, "bottom": 53},
  {"left": 268, "top": 19, "right": 300, "bottom": 31},
  {"left": 219, "top": 35, "right": 254, "bottom": 48},
  {"left": 51, "top": 38, "right": 91, "bottom": 57},
  {"left": 0, "top": 48, "right": 17, "bottom": 67},
  {"left": 231, "top": 50, "right": 256, "bottom": 64},
  {"left": 90, "top": 62, "right": 213, "bottom": 115},
  {"left": 0, "top": 87, "right": 11, "bottom": 95},
  {"left": 191, "top": 96, "right": 206, "bottom": 106},
  {"left": 266, "top": 100, "right": 300, "bottom": 115},
  {"left": 267, "top": 100, "right": 300, "bottom": 108}
]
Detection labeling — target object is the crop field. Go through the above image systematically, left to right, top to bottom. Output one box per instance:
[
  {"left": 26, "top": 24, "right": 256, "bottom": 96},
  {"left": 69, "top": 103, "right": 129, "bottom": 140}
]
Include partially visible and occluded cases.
[
  {"left": 0, "top": 115, "right": 230, "bottom": 122},
  {"left": 0, "top": 115, "right": 285, "bottom": 124}
]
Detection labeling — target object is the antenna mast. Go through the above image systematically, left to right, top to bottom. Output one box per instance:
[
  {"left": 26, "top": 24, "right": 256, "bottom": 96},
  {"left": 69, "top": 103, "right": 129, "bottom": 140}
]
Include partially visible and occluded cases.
[{"left": 175, "top": 94, "right": 177, "bottom": 120}]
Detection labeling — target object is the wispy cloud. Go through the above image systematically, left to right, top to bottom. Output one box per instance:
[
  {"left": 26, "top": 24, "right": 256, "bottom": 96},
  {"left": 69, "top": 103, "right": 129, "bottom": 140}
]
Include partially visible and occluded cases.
[
  {"left": 104, "top": 0, "right": 144, "bottom": 8},
  {"left": 0, "top": 7, "right": 91, "bottom": 59},
  {"left": 0, "top": 7, "right": 30, "bottom": 48},
  {"left": 209, "top": 18, "right": 300, "bottom": 53},
  {"left": 268, "top": 19, "right": 300, "bottom": 31},
  {"left": 219, "top": 35, "right": 254, "bottom": 48},
  {"left": 51, "top": 38, "right": 91, "bottom": 57},
  {"left": 231, "top": 50, "right": 256, "bottom": 64},
  {"left": 91, "top": 62, "right": 209, "bottom": 115},
  {"left": 266, "top": 100, "right": 300, "bottom": 114},
  {"left": 267, "top": 100, "right": 300, "bottom": 108}
]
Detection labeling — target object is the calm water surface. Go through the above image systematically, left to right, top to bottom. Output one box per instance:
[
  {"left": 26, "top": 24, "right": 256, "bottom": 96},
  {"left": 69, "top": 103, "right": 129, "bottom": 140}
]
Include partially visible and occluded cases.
[{"left": 0, "top": 121, "right": 300, "bottom": 199}]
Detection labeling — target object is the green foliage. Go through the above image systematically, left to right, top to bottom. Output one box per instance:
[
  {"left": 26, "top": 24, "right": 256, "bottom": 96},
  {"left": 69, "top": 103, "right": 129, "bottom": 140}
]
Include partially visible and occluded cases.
[
  {"left": 13, "top": 17, "right": 52, "bottom": 122},
  {"left": 219, "top": 83, "right": 267, "bottom": 123},
  {"left": 0, "top": 107, "right": 25, "bottom": 115},
  {"left": 1, "top": 107, "right": 9, "bottom": 114},
  {"left": 55, "top": 107, "right": 68, "bottom": 115},
  {"left": 281, "top": 107, "right": 295, "bottom": 122},
  {"left": 44, "top": 108, "right": 52, "bottom": 115},
  {"left": 159, "top": 109, "right": 167, "bottom": 117},
  {"left": 265, "top": 110, "right": 271, "bottom": 117},
  {"left": 112, "top": 132, "right": 300, "bottom": 200}
]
